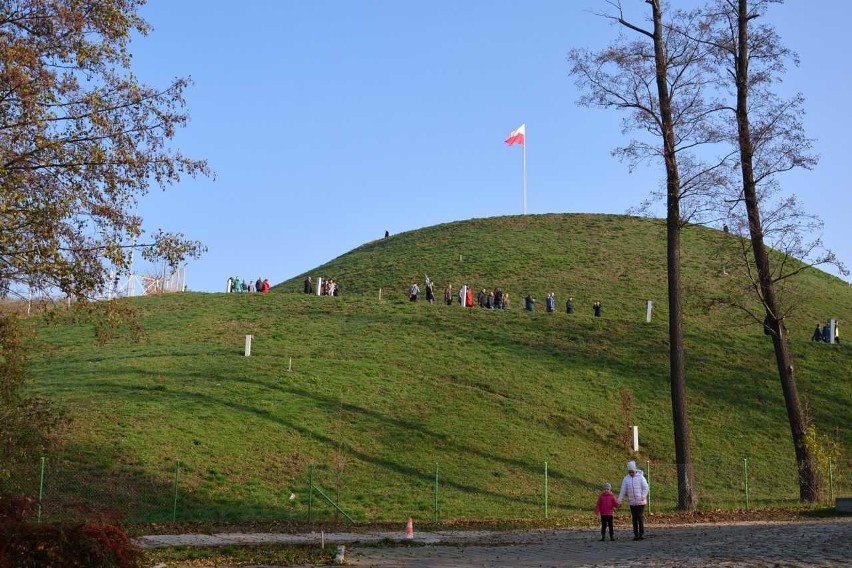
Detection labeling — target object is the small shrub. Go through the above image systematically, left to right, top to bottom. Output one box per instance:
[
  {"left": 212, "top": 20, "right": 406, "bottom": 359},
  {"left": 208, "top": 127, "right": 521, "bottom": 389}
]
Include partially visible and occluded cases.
[
  {"left": 0, "top": 493, "right": 36, "bottom": 522},
  {"left": 0, "top": 520, "right": 140, "bottom": 568}
]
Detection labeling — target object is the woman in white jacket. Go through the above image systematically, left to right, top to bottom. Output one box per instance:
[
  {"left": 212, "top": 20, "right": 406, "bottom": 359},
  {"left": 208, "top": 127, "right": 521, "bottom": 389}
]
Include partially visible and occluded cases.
[{"left": 616, "top": 460, "right": 649, "bottom": 540}]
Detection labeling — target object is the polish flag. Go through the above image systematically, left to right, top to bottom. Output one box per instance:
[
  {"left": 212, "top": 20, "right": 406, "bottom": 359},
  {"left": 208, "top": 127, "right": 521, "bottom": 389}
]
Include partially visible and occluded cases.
[{"left": 504, "top": 124, "right": 525, "bottom": 146}]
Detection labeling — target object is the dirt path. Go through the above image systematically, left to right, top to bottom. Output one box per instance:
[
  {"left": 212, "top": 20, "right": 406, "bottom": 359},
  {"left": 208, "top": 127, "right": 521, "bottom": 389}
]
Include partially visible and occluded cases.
[
  {"left": 139, "top": 518, "right": 852, "bottom": 567},
  {"left": 340, "top": 519, "right": 852, "bottom": 567}
]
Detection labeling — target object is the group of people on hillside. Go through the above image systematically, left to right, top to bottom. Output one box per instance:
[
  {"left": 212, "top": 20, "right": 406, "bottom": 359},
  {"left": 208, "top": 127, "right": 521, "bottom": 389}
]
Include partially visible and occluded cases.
[
  {"left": 227, "top": 276, "right": 270, "bottom": 293},
  {"left": 304, "top": 276, "right": 340, "bottom": 296},
  {"left": 524, "top": 293, "right": 602, "bottom": 317},
  {"left": 812, "top": 321, "right": 839, "bottom": 343},
  {"left": 594, "top": 460, "right": 650, "bottom": 542}
]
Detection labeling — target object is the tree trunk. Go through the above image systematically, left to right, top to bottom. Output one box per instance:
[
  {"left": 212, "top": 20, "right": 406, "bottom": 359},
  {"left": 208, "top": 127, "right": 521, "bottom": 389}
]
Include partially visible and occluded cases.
[
  {"left": 650, "top": 0, "right": 696, "bottom": 510},
  {"left": 733, "top": 0, "right": 819, "bottom": 501}
]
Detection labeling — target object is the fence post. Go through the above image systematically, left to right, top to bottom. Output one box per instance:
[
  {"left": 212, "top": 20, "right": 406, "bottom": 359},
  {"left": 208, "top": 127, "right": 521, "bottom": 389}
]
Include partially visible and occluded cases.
[
  {"left": 37, "top": 456, "right": 46, "bottom": 523},
  {"left": 828, "top": 457, "right": 834, "bottom": 504},
  {"left": 743, "top": 458, "right": 749, "bottom": 511},
  {"left": 172, "top": 459, "right": 180, "bottom": 522},
  {"left": 646, "top": 460, "right": 651, "bottom": 515},
  {"left": 544, "top": 461, "right": 549, "bottom": 519},
  {"left": 434, "top": 463, "right": 439, "bottom": 522},
  {"left": 308, "top": 464, "right": 315, "bottom": 522}
]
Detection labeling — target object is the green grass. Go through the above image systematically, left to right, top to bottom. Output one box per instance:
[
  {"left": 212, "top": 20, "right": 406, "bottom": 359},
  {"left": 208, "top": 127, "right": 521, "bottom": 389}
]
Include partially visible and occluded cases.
[{"left": 19, "top": 214, "right": 852, "bottom": 524}]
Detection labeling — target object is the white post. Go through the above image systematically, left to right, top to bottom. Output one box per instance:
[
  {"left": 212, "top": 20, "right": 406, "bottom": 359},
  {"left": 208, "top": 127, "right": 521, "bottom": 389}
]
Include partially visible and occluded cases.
[
  {"left": 316, "top": 277, "right": 322, "bottom": 296},
  {"left": 460, "top": 285, "right": 467, "bottom": 308},
  {"left": 27, "top": 288, "right": 32, "bottom": 315},
  {"left": 379, "top": 288, "right": 382, "bottom": 301},
  {"left": 645, "top": 300, "right": 654, "bottom": 323},
  {"left": 830, "top": 318, "right": 837, "bottom": 344},
  {"left": 245, "top": 335, "right": 252, "bottom": 357},
  {"left": 288, "top": 357, "right": 292, "bottom": 372},
  {"left": 631, "top": 426, "right": 639, "bottom": 452}
]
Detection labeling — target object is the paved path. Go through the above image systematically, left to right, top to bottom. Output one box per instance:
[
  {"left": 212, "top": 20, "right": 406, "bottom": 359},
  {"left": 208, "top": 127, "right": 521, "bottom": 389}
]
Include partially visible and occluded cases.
[{"left": 138, "top": 518, "right": 852, "bottom": 567}]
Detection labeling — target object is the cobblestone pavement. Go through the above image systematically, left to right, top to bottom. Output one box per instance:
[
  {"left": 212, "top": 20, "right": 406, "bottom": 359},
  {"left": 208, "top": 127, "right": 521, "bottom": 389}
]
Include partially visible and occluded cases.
[
  {"left": 138, "top": 518, "right": 852, "bottom": 567},
  {"left": 342, "top": 520, "right": 852, "bottom": 567}
]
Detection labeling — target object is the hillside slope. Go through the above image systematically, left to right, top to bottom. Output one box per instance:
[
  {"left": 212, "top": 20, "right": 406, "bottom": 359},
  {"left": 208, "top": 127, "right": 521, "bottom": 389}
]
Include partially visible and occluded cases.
[{"left": 23, "top": 214, "right": 852, "bottom": 523}]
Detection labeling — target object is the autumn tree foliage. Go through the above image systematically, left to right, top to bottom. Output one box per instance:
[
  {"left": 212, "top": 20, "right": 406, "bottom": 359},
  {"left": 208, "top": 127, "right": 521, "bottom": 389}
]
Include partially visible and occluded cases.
[{"left": 0, "top": 0, "right": 210, "bottom": 300}]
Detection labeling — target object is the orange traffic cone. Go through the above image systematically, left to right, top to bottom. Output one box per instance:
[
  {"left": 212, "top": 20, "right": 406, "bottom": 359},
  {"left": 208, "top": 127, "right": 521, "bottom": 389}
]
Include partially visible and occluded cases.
[{"left": 405, "top": 517, "right": 414, "bottom": 539}]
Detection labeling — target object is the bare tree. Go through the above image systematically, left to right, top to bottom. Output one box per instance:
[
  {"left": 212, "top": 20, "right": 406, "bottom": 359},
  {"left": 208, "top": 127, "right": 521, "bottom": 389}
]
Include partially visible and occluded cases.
[
  {"left": 568, "top": 0, "right": 728, "bottom": 509},
  {"left": 703, "top": 0, "right": 841, "bottom": 501}
]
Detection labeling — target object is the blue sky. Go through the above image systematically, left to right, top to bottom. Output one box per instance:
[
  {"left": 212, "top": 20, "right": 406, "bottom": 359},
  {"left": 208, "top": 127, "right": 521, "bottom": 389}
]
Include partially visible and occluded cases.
[{"left": 129, "top": 1, "right": 850, "bottom": 292}]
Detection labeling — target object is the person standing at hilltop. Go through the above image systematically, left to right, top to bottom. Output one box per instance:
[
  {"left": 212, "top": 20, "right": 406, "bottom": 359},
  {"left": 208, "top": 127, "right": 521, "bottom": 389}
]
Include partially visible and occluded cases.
[
  {"left": 304, "top": 276, "right": 313, "bottom": 294},
  {"left": 408, "top": 281, "right": 419, "bottom": 302},
  {"left": 444, "top": 284, "right": 453, "bottom": 306},
  {"left": 465, "top": 286, "right": 474, "bottom": 308},
  {"left": 546, "top": 292, "right": 555, "bottom": 313},
  {"left": 525, "top": 294, "right": 535, "bottom": 312},
  {"left": 566, "top": 296, "right": 574, "bottom": 314},
  {"left": 593, "top": 301, "right": 602, "bottom": 317},
  {"left": 812, "top": 322, "right": 823, "bottom": 342}
]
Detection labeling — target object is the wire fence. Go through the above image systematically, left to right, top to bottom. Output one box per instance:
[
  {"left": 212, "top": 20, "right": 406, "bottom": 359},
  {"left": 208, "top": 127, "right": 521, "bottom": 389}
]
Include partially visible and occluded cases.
[{"left": 4, "top": 456, "right": 850, "bottom": 524}]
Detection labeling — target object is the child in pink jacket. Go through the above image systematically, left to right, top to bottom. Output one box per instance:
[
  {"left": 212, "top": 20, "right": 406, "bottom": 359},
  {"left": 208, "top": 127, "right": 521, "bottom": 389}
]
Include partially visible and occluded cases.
[{"left": 594, "top": 482, "right": 619, "bottom": 541}]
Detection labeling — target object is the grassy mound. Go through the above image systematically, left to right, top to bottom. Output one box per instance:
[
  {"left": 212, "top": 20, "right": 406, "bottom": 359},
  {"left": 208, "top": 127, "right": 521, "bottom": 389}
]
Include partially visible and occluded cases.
[{"left": 23, "top": 214, "right": 852, "bottom": 523}]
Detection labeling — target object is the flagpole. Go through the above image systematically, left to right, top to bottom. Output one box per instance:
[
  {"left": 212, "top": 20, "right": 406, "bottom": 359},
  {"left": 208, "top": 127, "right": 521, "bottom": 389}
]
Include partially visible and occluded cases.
[{"left": 523, "top": 131, "right": 527, "bottom": 215}]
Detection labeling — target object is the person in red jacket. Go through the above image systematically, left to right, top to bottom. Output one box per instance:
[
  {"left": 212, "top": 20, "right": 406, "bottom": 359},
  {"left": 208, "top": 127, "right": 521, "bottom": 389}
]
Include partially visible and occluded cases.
[
  {"left": 261, "top": 279, "right": 270, "bottom": 293},
  {"left": 594, "top": 481, "right": 618, "bottom": 541}
]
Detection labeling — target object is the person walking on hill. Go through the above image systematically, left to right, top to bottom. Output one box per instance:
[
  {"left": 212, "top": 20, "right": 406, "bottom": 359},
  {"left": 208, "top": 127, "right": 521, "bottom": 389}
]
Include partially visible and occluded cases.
[
  {"left": 425, "top": 275, "right": 435, "bottom": 304},
  {"left": 304, "top": 276, "right": 313, "bottom": 294},
  {"left": 261, "top": 279, "right": 270, "bottom": 293},
  {"left": 408, "top": 281, "right": 420, "bottom": 302},
  {"left": 444, "top": 284, "right": 453, "bottom": 306},
  {"left": 465, "top": 286, "right": 474, "bottom": 308},
  {"left": 478, "top": 288, "right": 487, "bottom": 308},
  {"left": 525, "top": 293, "right": 535, "bottom": 312},
  {"left": 546, "top": 293, "right": 555, "bottom": 313},
  {"left": 566, "top": 296, "right": 574, "bottom": 314},
  {"left": 593, "top": 301, "right": 602, "bottom": 317},
  {"left": 835, "top": 321, "right": 840, "bottom": 344},
  {"left": 812, "top": 322, "right": 823, "bottom": 342},
  {"left": 822, "top": 323, "right": 831, "bottom": 343},
  {"left": 617, "top": 460, "right": 649, "bottom": 541},
  {"left": 594, "top": 482, "right": 618, "bottom": 541}
]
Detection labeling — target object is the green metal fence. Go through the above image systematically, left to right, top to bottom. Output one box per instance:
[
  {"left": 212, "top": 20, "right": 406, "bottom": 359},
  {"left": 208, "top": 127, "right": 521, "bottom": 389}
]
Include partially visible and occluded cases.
[{"left": 4, "top": 455, "right": 848, "bottom": 524}]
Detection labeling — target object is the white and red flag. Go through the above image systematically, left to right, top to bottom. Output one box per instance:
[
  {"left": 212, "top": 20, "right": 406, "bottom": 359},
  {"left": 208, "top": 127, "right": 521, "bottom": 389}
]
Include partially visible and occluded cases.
[{"left": 504, "top": 123, "right": 526, "bottom": 146}]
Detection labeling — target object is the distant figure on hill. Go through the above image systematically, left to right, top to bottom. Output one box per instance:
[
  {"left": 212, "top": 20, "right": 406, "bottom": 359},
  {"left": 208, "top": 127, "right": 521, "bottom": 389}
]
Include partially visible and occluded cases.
[
  {"left": 723, "top": 223, "right": 729, "bottom": 233},
  {"left": 385, "top": 229, "right": 390, "bottom": 238},
  {"left": 425, "top": 275, "right": 435, "bottom": 304},
  {"left": 304, "top": 276, "right": 313, "bottom": 294},
  {"left": 233, "top": 277, "right": 242, "bottom": 293},
  {"left": 255, "top": 277, "right": 263, "bottom": 292},
  {"left": 261, "top": 279, "right": 270, "bottom": 293},
  {"left": 408, "top": 281, "right": 419, "bottom": 302},
  {"left": 444, "top": 284, "right": 453, "bottom": 306},
  {"left": 458, "top": 285, "right": 465, "bottom": 305},
  {"left": 465, "top": 286, "right": 474, "bottom": 308},
  {"left": 478, "top": 288, "right": 487, "bottom": 308},
  {"left": 494, "top": 288, "right": 503, "bottom": 310},
  {"left": 487, "top": 290, "right": 495, "bottom": 309},
  {"left": 503, "top": 292, "right": 511, "bottom": 310},
  {"left": 546, "top": 292, "right": 555, "bottom": 313},
  {"left": 525, "top": 294, "right": 535, "bottom": 312},
  {"left": 566, "top": 296, "right": 574, "bottom": 314},
  {"left": 593, "top": 301, "right": 602, "bottom": 317},
  {"left": 763, "top": 314, "right": 774, "bottom": 336},
  {"left": 835, "top": 321, "right": 840, "bottom": 344},
  {"left": 812, "top": 323, "right": 823, "bottom": 342},
  {"left": 822, "top": 323, "right": 831, "bottom": 343}
]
